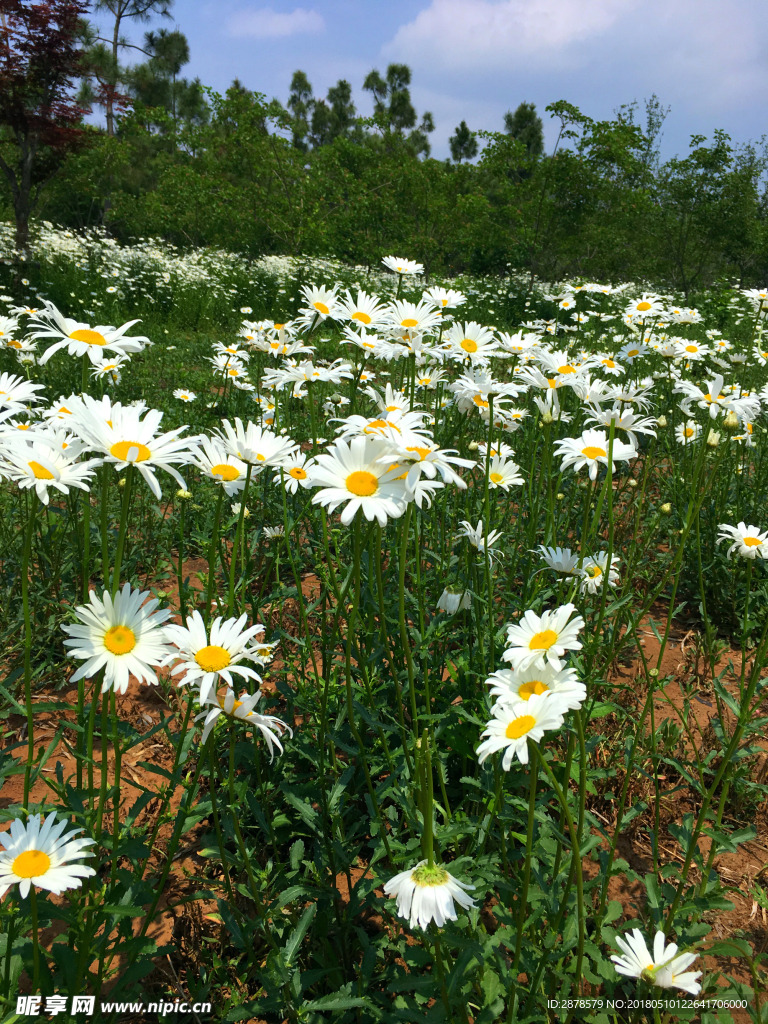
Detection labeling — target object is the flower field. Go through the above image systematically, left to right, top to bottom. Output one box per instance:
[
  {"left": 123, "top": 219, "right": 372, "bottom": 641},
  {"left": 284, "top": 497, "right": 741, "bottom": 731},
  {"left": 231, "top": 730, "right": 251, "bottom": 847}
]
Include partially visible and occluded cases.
[{"left": 0, "top": 223, "right": 767, "bottom": 1023}]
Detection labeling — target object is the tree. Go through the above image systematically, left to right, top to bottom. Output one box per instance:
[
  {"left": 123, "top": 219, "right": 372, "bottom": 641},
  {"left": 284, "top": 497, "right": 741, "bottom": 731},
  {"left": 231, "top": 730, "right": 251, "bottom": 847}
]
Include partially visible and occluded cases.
[
  {"left": 0, "top": 0, "right": 87, "bottom": 250},
  {"left": 91, "top": 0, "right": 173, "bottom": 135},
  {"left": 127, "top": 28, "right": 207, "bottom": 131},
  {"left": 363, "top": 63, "right": 434, "bottom": 156},
  {"left": 504, "top": 101, "right": 544, "bottom": 158},
  {"left": 449, "top": 120, "right": 477, "bottom": 163}
]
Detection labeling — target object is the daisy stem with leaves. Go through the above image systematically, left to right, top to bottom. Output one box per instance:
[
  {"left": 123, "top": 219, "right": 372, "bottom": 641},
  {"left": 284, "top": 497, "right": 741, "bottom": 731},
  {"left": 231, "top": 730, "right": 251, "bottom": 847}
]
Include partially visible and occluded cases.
[
  {"left": 228, "top": 464, "right": 252, "bottom": 616},
  {"left": 21, "top": 492, "right": 38, "bottom": 813}
]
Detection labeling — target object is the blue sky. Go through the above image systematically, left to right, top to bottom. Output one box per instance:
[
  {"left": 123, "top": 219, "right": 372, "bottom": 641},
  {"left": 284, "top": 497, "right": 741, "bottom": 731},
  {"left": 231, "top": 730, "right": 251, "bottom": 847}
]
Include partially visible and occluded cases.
[{"left": 102, "top": 0, "right": 768, "bottom": 161}]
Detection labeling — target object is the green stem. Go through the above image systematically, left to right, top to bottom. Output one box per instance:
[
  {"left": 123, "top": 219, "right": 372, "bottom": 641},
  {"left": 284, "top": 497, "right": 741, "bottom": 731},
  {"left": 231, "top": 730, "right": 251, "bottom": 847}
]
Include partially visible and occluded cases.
[
  {"left": 111, "top": 464, "right": 134, "bottom": 597},
  {"left": 228, "top": 465, "right": 252, "bottom": 615},
  {"left": 205, "top": 487, "right": 225, "bottom": 625},
  {"left": 21, "top": 493, "right": 38, "bottom": 813}
]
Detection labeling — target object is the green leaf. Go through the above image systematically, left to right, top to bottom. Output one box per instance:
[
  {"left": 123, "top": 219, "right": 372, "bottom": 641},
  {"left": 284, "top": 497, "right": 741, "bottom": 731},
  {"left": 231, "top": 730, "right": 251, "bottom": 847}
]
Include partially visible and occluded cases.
[{"left": 284, "top": 902, "right": 316, "bottom": 966}]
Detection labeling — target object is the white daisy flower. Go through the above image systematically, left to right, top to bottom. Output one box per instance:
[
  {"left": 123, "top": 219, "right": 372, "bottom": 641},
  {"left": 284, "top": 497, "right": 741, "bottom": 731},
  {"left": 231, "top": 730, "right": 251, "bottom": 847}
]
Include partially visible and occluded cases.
[
  {"left": 382, "top": 255, "right": 424, "bottom": 276},
  {"left": 338, "top": 290, "right": 388, "bottom": 328},
  {"left": 28, "top": 302, "right": 147, "bottom": 365},
  {"left": 0, "top": 372, "right": 46, "bottom": 413},
  {"left": 173, "top": 389, "right": 196, "bottom": 402},
  {"left": 71, "top": 402, "right": 194, "bottom": 499},
  {"left": 675, "top": 420, "right": 701, "bottom": 445},
  {"left": 554, "top": 429, "right": 637, "bottom": 481},
  {"left": 0, "top": 436, "right": 100, "bottom": 504},
  {"left": 190, "top": 436, "right": 248, "bottom": 496},
  {"left": 307, "top": 436, "right": 408, "bottom": 526},
  {"left": 275, "top": 450, "right": 314, "bottom": 493},
  {"left": 487, "top": 454, "right": 524, "bottom": 490},
  {"left": 456, "top": 519, "right": 504, "bottom": 563},
  {"left": 716, "top": 522, "right": 768, "bottom": 560},
  {"left": 579, "top": 552, "right": 621, "bottom": 594},
  {"left": 63, "top": 584, "right": 174, "bottom": 694},
  {"left": 502, "top": 603, "right": 584, "bottom": 672},
  {"left": 163, "top": 611, "right": 266, "bottom": 703},
  {"left": 485, "top": 664, "right": 586, "bottom": 711},
  {"left": 197, "top": 687, "right": 291, "bottom": 756},
  {"left": 477, "top": 691, "right": 568, "bottom": 767},
  {"left": 0, "top": 812, "right": 96, "bottom": 899},
  {"left": 382, "top": 859, "right": 475, "bottom": 930},
  {"left": 611, "top": 929, "right": 702, "bottom": 995}
]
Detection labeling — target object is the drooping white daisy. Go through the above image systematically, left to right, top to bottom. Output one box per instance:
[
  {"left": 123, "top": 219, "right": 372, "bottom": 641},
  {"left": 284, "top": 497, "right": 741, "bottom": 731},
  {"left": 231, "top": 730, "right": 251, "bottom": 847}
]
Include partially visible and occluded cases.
[
  {"left": 382, "top": 255, "right": 424, "bottom": 276},
  {"left": 28, "top": 303, "right": 147, "bottom": 365},
  {"left": 0, "top": 372, "right": 46, "bottom": 413},
  {"left": 216, "top": 418, "right": 297, "bottom": 469},
  {"left": 554, "top": 429, "right": 637, "bottom": 481},
  {"left": 307, "top": 436, "right": 408, "bottom": 526},
  {"left": 456, "top": 519, "right": 504, "bottom": 563},
  {"left": 716, "top": 522, "right": 768, "bottom": 560},
  {"left": 536, "top": 546, "right": 581, "bottom": 576},
  {"left": 579, "top": 552, "right": 621, "bottom": 594},
  {"left": 63, "top": 584, "right": 174, "bottom": 694},
  {"left": 437, "top": 585, "right": 472, "bottom": 614},
  {"left": 503, "top": 603, "right": 584, "bottom": 672},
  {"left": 163, "top": 611, "right": 267, "bottom": 703},
  {"left": 485, "top": 664, "right": 586, "bottom": 711},
  {"left": 197, "top": 687, "right": 291, "bottom": 756},
  {"left": 477, "top": 691, "right": 568, "bottom": 767},
  {"left": 0, "top": 812, "right": 96, "bottom": 899},
  {"left": 382, "top": 859, "right": 475, "bottom": 930},
  {"left": 611, "top": 929, "right": 702, "bottom": 996}
]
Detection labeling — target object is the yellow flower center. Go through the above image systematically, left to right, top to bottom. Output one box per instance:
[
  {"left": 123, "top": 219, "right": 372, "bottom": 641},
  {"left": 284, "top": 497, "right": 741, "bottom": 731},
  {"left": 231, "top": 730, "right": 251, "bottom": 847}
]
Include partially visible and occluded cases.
[
  {"left": 313, "top": 301, "right": 329, "bottom": 315},
  {"left": 636, "top": 301, "right": 652, "bottom": 312},
  {"left": 352, "top": 311, "right": 371, "bottom": 324},
  {"left": 401, "top": 318, "right": 419, "bottom": 327},
  {"left": 274, "top": 323, "right": 285, "bottom": 330},
  {"left": 70, "top": 328, "right": 107, "bottom": 346},
  {"left": 461, "top": 338, "right": 478, "bottom": 353},
  {"left": 8, "top": 340, "right": 21, "bottom": 349},
  {"left": 685, "top": 345, "right": 698, "bottom": 353},
  {"left": 627, "top": 348, "right": 639, "bottom": 357},
  {"left": 602, "top": 359, "right": 616, "bottom": 368},
  {"left": 558, "top": 364, "right": 576, "bottom": 374},
  {"left": 228, "top": 368, "right": 240, "bottom": 376},
  {"left": 547, "top": 378, "right": 558, "bottom": 388},
  {"left": 473, "top": 394, "right": 489, "bottom": 408},
  {"left": 59, "top": 406, "right": 72, "bottom": 414},
  {"left": 365, "top": 418, "right": 389, "bottom": 431},
  {"left": 17, "top": 424, "right": 30, "bottom": 430},
  {"left": 684, "top": 428, "right": 694, "bottom": 438},
  {"left": 110, "top": 440, "right": 151, "bottom": 462},
  {"left": 406, "top": 446, "right": 431, "bottom": 460},
  {"left": 582, "top": 446, "right": 606, "bottom": 459},
  {"left": 28, "top": 460, "right": 54, "bottom": 480},
  {"left": 211, "top": 463, "right": 240, "bottom": 481},
  {"left": 289, "top": 466, "right": 307, "bottom": 479},
  {"left": 346, "top": 470, "right": 378, "bottom": 496},
  {"left": 490, "top": 472, "right": 504, "bottom": 484},
  {"left": 744, "top": 537, "right": 762, "bottom": 547},
  {"left": 586, "top": 565, "right": 602, "bottom": 578},
  {"left": 104, "top": 625, "right": 137, "bottom": 654},
  {"left": 529, "top": 629, "right": 558, "bottom": 650},
  {"left": 195, "top": 645, "right": 231, "bottom": 673},
  {"left": 518, "top": 680, "right": 548, "bottom": 699},
  {"left": 505, "top": 715, "right": 536, "bottom": 739},
  {"left": 12, "top": 849, "right": 51, "bottom": 878}
]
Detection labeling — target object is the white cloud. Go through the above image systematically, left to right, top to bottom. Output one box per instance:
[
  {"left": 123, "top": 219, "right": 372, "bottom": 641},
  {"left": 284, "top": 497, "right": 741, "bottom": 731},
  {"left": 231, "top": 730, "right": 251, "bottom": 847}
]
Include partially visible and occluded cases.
[
  {"left": 385, "top": 0, "right": 636, "bottom": 69},
  {"left": 227, "top": 6, "right": 324, "bottom": 40}
]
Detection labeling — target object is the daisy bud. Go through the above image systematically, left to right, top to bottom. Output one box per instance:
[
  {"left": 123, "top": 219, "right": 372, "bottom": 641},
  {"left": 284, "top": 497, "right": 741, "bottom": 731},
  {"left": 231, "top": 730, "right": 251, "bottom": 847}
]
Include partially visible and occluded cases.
[
  {"left": 540, "top": 410, "right": 554, "bottom": 425},
  {"left": 722, "top": 410, "right": 740, "bottom": 432},
  {"left": 656, "top": 415, "right": 667, "bottom": 427},
  {"left": 706, "top": 429, "right": 721, "bottom": 447},
  {"left": 468, "top": 441, "right": 479, "bottom": 451},
  {"left": 117, "top": 477, "right": 126, "bottom": 488},
  {"left": 627, "top": 478, "right": 638, "bottom": 489},
  {"left": 176, "top": 488, "right": 193, "bottom": 501},
  {"left": 556, "top": 492, "right": 564, "bottom": 500},
  {"left": 660, "top": 502, "right": 672, "bottom": 515}
]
